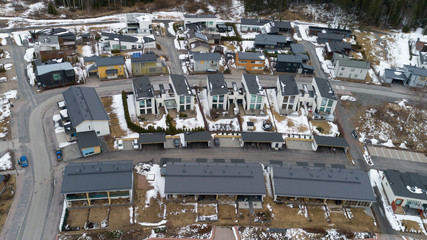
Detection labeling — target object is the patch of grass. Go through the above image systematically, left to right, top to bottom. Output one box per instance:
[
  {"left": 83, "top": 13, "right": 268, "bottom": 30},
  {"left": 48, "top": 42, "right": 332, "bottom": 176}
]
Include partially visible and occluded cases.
[
  {"left": 311, "top": 120, "right": 331, "bottom": 134},
  {"left": 0, "top": 175, "right": 15, "bottom": 232}
]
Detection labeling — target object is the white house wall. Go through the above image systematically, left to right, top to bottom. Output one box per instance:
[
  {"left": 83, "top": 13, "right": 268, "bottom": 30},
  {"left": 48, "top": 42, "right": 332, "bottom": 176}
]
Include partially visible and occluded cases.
[
  {"left": 334, "top": 62, "right": 368, "bottom": 81},
  {"left": 76, "top": 120, "right": 110, "bottom": 136}
]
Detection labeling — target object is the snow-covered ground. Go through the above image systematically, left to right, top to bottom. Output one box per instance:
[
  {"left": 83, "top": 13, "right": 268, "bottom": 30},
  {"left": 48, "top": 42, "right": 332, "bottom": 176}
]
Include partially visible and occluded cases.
[
  {"left": 0, "top": 33, "right": 9, "bottom": 46},
  {"left": 0, "top": 90, "right": 18, "bottom": 138},
  {"left": 111, "top": 94, "right": 139, "bottom": 139},
  {"left": 311, "top": 121, "right": 339, "bottom": 137},
  {"left": 0, "top": 152, "right": 12, "bottom": 171}
]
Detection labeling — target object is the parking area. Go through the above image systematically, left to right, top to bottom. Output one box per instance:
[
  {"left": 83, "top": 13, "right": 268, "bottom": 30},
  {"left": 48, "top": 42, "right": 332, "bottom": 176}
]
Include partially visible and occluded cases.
[
  {"left": 215, "top": 137, "right": 241, "bottom": 148},
  {"left": 368, "top": 146, "right": 427, "bottom": 163}
]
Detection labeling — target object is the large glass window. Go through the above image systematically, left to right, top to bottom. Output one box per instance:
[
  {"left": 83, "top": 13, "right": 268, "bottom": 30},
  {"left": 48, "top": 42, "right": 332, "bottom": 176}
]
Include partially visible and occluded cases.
[
  {"left": 52, "top": 73, "right": 62, "bottom": 81},
  {"left": 213, "top": 95, "right": 218, "bottom": 102},
  {"left": 219, "top": 95, "right": 224, "bottom": 102},
  {"left": 250, "top": 95, "right": 256, "bottom": 103},
  {"left": 180, "top": 96, "right": 185, "bottom": 104},
  {"left": 186, "top": 96, "right": 191, "bottom": 103},
  {"left": 257, "top": 96, "right": 262, "bottom": 103},
  {"left": 283, "top": 96, "right": 289, "bottom": 103},
  {"left": 289, "top": 96, "right": 295, "bottom": 104},
  {"left": 321, "top": 98, "right": 327, "bottom": 106},
  {"left": 147, "top": 99, "right": 152, "bottom": 107},
  {"left": 139, "top": 100, "right": 145, "bottom": 107},
  {"left": 327, "top": 100, "right": 333, "bottom": 107},
  {"left": 186, "top": 104, "right": 191, "bottom": 110},
  {"left": 212, "top": 104, "right": 217, "bottom": 108},
  {"left": 219, "top": 104, "right": 223, "bottom": 109},
  {"left": 250, "top": 104, "right": 255, "bottom": 109},
  {"left": 256, "top": 104, "right": 261, "bottom": 109},
  {"left": 180, "top": 105, "right": 185, "bottom": 111},
  {"left": 319, "top": 107, "right": 325, "bottom": 112},
  {"left": 326, "top": 108, "right": 331, "bottom": 113},
  {"left": 147, "top": 109, "right": 152, "bottom": 114}
]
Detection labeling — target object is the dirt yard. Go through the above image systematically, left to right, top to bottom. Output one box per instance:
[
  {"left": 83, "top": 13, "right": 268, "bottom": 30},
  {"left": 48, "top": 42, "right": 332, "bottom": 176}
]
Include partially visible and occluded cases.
[
  {"left": 101, "top": 96, "right": 125, "bottom": 139},
  {"left": 310, "top": 120, "right": 331, "bottom": 135},
  {"left": 0, "top": 175, "right": 15, "bottom": 232},
  {"left": 166, "top": 202, "right": 196, "bottom": 228},
  {"left": 197, "top": 204, "right": 217, "bottom": 216},
  {"left": 66, "top": 208, "right": 88, "bottom": 229}
]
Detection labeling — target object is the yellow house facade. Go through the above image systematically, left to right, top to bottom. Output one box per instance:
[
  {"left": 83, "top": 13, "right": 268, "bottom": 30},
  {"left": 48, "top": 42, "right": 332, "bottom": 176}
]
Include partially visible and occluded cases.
[{"left": 85, "top": 56, "right": 126, "bottom": 79}]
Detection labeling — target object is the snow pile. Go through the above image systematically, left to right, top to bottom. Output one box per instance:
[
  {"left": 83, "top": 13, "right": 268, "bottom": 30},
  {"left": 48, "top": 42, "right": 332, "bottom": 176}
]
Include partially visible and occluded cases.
[
  {"left": 23, "top": 2, "right": 45, "bottom": 17},
  {"left": 167, "top": 22, "right": 176, "bottom": 36},
  {"left": 0, "top": 33, "right": 9, "bottom": 46},
  {"left": 241, "top": 41, "right": 254, "bottom": 51},
  {"left": 81, "top": 45, "right": 93, "bottom": 57},
  {"left": 315, "top": 47, "right": 334, "bottom": 78},
  {"left": 27, "top": 64, "right": 35, "bottom": 85},
  {"left": 368, "top": 68, "right": 381, "bottom": 85},
  {"left": 0, "top": 90, "right": 18, "bottom": 138},
  {"left": 111, "top": 94, "right": 139, "bottom": 138},
  {"left": 340, "top": 95, "right": 356, "bottom": 101},
  {"left": 311, "top": 121, "right": 339, "bottom": 137},
  {"left": 362, "top": 147, "right": 374, "bottom": 166},
  {"left": 0, "top": 152, "right": 12, "bottom": 170},
  {"left": 134, "top": 163, "right": 165, "bottom": 204},
  {"left": 369, "top": 169, "right": 404, "bottom": 231}
]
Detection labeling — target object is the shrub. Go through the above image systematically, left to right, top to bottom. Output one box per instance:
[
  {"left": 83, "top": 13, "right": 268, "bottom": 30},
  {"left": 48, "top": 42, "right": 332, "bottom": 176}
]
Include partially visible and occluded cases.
[
  {"left": 48, "top": 2, "right": 58, "bottom": 15},
  {"left": 402, "top": 25, "right": 411, "bottom": 33},
  {"left": 156, "top": 43, "right": 161, "bottom": 50},
  {"left": 111, "top": 49, "right": 120, "bottom": 54},
  {"left": 0, "top": 65, "right": 5, "bottom": 73},
  {"left": 223, "top": 68, "right": 231, "bottom": 74},
  {"left": 179, "top": 112, "right": 187, "bottom": 118},
  {"left": 316, "top": 126, "right": 323, "bottom": 133}
]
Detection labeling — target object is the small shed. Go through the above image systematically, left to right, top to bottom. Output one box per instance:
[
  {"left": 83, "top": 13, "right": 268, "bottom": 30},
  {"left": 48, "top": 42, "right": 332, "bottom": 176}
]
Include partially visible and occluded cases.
[
  {"left": 76, "top": 131, "right": 101, "bottom": 157},
  {"left": 183, "top": 131, "right": 211, "bottom": 148},
  {"left": 240, "top": 132, "right": 284, "bottom": 150},
  {"left": 139, "top": 133, "right": 166, "bottom": 149}
]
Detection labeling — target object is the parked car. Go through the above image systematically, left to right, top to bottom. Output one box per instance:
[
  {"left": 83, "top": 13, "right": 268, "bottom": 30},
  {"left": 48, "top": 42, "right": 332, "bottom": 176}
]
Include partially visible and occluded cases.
[
  {"left": 351, "top": 130, "right": 358, "bottom": 139},
  {"left": 117, "top": 139, "right": 124, "bottom": 150},
  {"left": 133, "top": 139, "right": 139, "bottom": 149},
  {"left": 56, "top": 149, "right": 63, "bottom": 161},
  {"left": 18, "top": 156, "right": 29, "bottom": 168}
]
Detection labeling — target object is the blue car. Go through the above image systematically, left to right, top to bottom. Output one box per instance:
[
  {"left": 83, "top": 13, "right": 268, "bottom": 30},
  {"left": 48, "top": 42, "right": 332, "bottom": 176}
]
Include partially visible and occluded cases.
[{"left": 18, "top": 156, "right": 29, "bottom": 168}]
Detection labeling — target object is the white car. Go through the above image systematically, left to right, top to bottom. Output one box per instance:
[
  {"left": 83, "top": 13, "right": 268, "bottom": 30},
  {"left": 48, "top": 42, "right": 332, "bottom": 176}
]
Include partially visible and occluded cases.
[
  {"left": 117, "top": 139, "right": 124, "bottom": 150},
  {"left": 133, "top": 139, "right": 139, "bottom": 149}
]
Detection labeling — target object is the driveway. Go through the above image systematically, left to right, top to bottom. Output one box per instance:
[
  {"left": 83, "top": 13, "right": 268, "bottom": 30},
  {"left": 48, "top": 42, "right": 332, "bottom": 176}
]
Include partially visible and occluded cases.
[
  {"left": 156, "top": 36, "right": 183, "bottom": 75},
  {"left": 301, "top": 40, "right": 326, "bottom": 78}
]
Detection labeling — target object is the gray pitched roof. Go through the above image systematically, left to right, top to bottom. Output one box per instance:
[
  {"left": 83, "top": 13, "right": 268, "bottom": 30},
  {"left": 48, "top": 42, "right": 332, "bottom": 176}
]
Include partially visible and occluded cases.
[
  {"left": 184, "top": 14, "right": 216, "bottom": 19},
  {"left": 241, "top": 18, "right": 270, "bottom": 26},
  {"left": 273, "top": 21, "right": 292, "bottom": 29},
  {"left": 188, "top": 30, "right": 208, "bottom": 41},
  {"left": 101, "top": 32, "right": 138, "bottom": 43},
  {"left": 317, "top": 32, "right": 344, "bottom": 41},
  {"left": 254, "top": 34, "right": 288, "bottom": 45},
  {"left": 38, "top": 35, "right": 59, "bottom": 45},
  {"left": 326, "top": 41, "right": 352, "bottom": 53},
  {"left": 290, "top": 44, "right": 306, "bottom": 55},
  {"left": 193, "top": 52, "right": 221, "bottom": 61},
  {"left": 237, "top": 52, "right": 265, "bottom": 61},
  {"left": 334, "top": 53, "right": 370, "bottom": 69},
  {"left": 131, "top": 54, "right": 157, "bottom": 63},
  {"left": 277, "top": 54, "right": 302, "bottom": 63},
  {"left": 84, "top": 56, "right": 98, "bottom": 63},
  {"left": 95, "top": 56, "right": 125, "bottom": 67},
  {"left": 36, "top": 62, "right": 73, "bottom": 76},
  {"left": 404, "top": 65, "right": 427, "bottom": 77},
  {"left": 384, "top": 68, "right": 407, "bottom": 81},
  {"left": 208, "top": 73, "right": 228, "bottom": 95},
  {"left": 170, "top": 74, "right": 194, "bottom": 96},
  {"left": 243, "top": 74, "right": 264, "bottom": 95},
  {"left": 278, "top": 75, "right": 298, "bottom": 96},
  {"left": 132, "top": 76, "right": 154, "bottom": 99},
  {"left": 314, "top": 77, "right": 337, "bottom": 100},
  {"left": 63, "top": 86, "right": 109, "bottom": 127},
  {"left": 76, "top": 130, "right": 100, "bottom": 149},
  {"left": 184, "top": 131, "right": 211, "bottom": 142},
  {"left": 241, "top": 132, "right": 283, "bottom": 143},
  {"left": 139, "top": 133, "right": 166, "bottom": 144},
  {"left": 313, "top": 135, "right": 349, "bottom": 148},
  {"left": 61, "top": 160, "right": 133, "bottom": 194},
  {"left": 164, "top": 162, "right": 266, "bottom": 196},
  {"left": 272, "top": 165, "right": 376, "bottom": 202},
  {"left": 383, "top": 170, "right": 427, "bottom": 201}
]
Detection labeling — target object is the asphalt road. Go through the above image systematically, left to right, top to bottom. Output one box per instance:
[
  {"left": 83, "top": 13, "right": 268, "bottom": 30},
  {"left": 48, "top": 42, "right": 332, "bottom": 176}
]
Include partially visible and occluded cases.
[{"left": 0, "top": 24, "right": 422, "bottom": 240}]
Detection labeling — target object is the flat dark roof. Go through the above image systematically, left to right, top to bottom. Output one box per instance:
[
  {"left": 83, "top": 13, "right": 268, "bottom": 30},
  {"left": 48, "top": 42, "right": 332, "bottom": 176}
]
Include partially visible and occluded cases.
[
  {"left": 76, "top": 131, "right": 100, "bottom": 149},
  {"left": 184, "top": 131, "right": 210, "bottom": 142},
  {"left": 241, "top": 132, "right": 283, "bottom": 143},
  {"left": 139, "top": 133, "right": 166, "bottom": 144},
  {"left": 314, "top": 135, "right": 349, "bottom": 148},
  {"left": 61, "top": 160, "right": 133, "bottom": 194},
  {"left": 164, "top": 162, "right": 266, "bottom": 196},
  {"left": 272, "top": 165, "right": 376, "bottom": 202}
]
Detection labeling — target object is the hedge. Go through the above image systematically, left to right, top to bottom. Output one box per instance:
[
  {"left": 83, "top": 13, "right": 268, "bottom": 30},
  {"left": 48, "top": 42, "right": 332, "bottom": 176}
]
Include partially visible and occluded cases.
[{"left": 121, "top": 91, "right": 205, "bottom": 135}]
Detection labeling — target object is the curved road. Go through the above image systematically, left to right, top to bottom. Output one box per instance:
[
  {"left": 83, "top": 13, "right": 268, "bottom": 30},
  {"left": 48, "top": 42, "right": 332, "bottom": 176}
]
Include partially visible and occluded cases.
[{"left": 0, "top": 35, "right": 418, "bottom": 240}]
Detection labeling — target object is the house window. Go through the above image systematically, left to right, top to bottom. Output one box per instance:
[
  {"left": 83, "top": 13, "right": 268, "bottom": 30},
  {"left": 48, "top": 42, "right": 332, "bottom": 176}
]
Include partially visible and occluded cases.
[
  {"left": 238, "top": 60, "right": 247, "bottom": 64},
  {"left": 251, "top": 61, "right": 255, "bottom": 63},
  {"left": 107, "top": 66, "right": 114, "bottom": 69},
  {"left": 341, "top": 67, "right": 345, "bottom": 71},
  {"left": 52, "top": 73, "right": 62, "bottom": 81},
  {"left": 354, "top": 74, "right": 358, "bottom": 78},
  {"left": 213, "top": 95, "right": 218, "bottom": 102},
  {"left": 219, "top": 95, "right": 224, "bottom": 102},
  {"left": 250, "top": 95, "right": 256, "bottom": 103},
  {"left": 180, "top": 96, "right": 185, "bottom": 104},
  {"left": 186, "top": 96, "right": 191, "bottom": 103},
  {"left": 257, "top": 96, "right": 262, "bottom": 103},
  {"left": 283, "top": 96, "right": 289, "bottom": 103},
  {"left": 289, "top": 96, "right": 295, "bottom": 104},
  {"left": 321, "top": 98, "right": 327, "bottom": 106},
  {"left": 147, "top": 99, "right": 152, "bottom": 107},
  {"left": 327, "top": 100, "right": 333, "bottom": 107},
  {"left": 139, "top": 101, "right": 145, "bottom": 107},
  {"left": 282, "top": 103, "right": 288, "bottom": 109},
  {"left": 186, "top": 104, "right": 191, "bottom": 110},
  {"left": 212, "top": 104, "right": 217, "bottom": 108},
  {"left": 219, "top": 104, "right": 223, "bottom": 109},
  {"left": 249, "top": 104, "right": 255, "bottom": 109},
  {"left": 255, "top": 104, "right": 261, "bottom": 109},
  {"left": 180, "top": 105, "right": 185, "bottom": 111},
  {"left": 319, "top": 107, "right": 325, "bottom": 112},
  {"left": 147, "top": 108, "right": 152, "bottom": 114},
  {"left": 326, "top": 108, "right": 331, "bottom": 113},
  {"left": 140, "top": 109, "right": 145, "bottom": 114},
  {"left": 97, "top": 131, "right": 100, "bottom": 134},
  {"left": 395, "top": 199, "right": 403, "bottom": 206}
]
